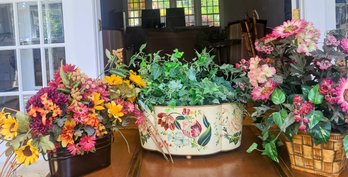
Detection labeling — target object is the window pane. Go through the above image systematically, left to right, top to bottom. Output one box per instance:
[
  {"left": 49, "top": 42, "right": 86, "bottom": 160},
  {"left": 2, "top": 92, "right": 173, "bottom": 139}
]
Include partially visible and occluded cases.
[
  {"left": 176, "top": 0, "right": 195, "bottom": 26},
  {"left": 201, "top": 0, "right": 220, "bottom": 26},
  {"left": 42, "top": 1, "right": 64, "bottom": 44},
  {"left": 17, "top": 2, "right": 40, "bottom": 45},
  {"left": 0, "top": 4, "right": 15, "bottom": 46},
  {"left": 45, "top": 47, "right": 65, "bottom": 82},
  {"left": 20, "top": 48, "right": 42, "bottom": 91},
  {"left": 0, "top": 50, "right": 18, "bottom": 92},
  {"left": 0, "top": 96, "right": 19, "bottom": 110}
]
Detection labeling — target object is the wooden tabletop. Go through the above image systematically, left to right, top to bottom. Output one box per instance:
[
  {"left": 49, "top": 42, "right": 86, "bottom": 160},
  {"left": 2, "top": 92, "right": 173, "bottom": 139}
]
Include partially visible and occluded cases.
[{"left": 85, "top": 126, "right": 348, "bottom": 177}]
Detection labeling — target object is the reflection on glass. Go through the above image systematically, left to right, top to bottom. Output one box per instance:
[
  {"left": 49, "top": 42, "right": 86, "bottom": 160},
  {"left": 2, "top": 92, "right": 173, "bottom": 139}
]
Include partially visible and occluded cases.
[
  {"left": 42, "top": 1, "right": 64, "bottom": 44},
  {"left": 17, "top": 2, "right": 40, "bottom": 45},
  {"left": 336, "top": 2, "right": 348, "bottom": 29},
  {"left": 0, "top": 4, "right": 15, "bottom": 46},
  {"left": 45, "top": 47, "right": 65, "bottom": 82},
  {"left": 20, "top": 48, "right": 42, "bottom": 91},
  {"left": 0, "top": 50, "right": 18, "bottom": 92},
  {"left": 0, "top": 96, "right": 19, "bottom": 110}
]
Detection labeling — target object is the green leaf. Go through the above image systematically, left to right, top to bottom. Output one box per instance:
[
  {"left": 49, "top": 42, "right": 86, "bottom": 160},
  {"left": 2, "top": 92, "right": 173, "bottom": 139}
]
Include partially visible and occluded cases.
[
  {"left": 139, "top": 43, "right": 147, "bottom": 52},
  {"left": 105, "top": 49, "right": 112, "bottom": 60},
  {"left": 60, "top": 61, "right": 70, "bottom": 86},
  {"left": 151, "top": 63, "right": 162, "bottom": 80},
  {"left": 188, "top": 67, "right": 197, "bottom": 81},
  {"left": 308, "top": 85, "right": 324, "bottom": 104},
  {"left": 301, "top": 86, "right": 311, "bottom": 98},
  {"left": 271, "top": 88, "right": 286, "bottom": 105},
  {"left": 272, "top": 109, "right": 288, "bottom": 128},
  {"left": 306, "top": 110, "right": 324, "bottom": 129},
  {"left": 15, "top": 112, "right": 29, "bottom": 133},
  {"left": 280, "top": 112, "right": 295, "bottom": 132},
  {"left": 203, "top": 115, "right": 210, "bottom": 128},
  {"left": 176, "top": 116, "right": 185, "bottom": 120},
  {"left": 174, "top": 120, "right": 181, "bottom": 130},
  {"left": 309, "top": 121, "right": 331, "bottom": 144},
  {"left": 197, "top": 125, "right": 211, "bottom": 146},
  {"left": 10, "top": 134, "right": 29, "bottom": 149},
  {"left": 38, "top": 135, "right": 55, "bottom": 153},
  {"left": 344, "top": 135, "right": 348, "bottom": 158},
  {"left": 262, "top": 141, "right": 279, "bottom": 162},
  {"left": 247, "top": 143, "right": 258, "bottom": 153}
]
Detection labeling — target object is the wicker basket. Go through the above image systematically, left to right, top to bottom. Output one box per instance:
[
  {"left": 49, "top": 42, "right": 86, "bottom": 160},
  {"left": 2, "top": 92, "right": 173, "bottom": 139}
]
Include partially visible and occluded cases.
[{"left": 285, "top": 133, "right": 346, "bottom": 177}]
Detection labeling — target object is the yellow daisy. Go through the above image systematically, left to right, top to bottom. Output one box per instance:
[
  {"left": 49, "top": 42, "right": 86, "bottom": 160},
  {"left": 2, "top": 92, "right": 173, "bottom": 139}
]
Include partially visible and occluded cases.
[
  {"left": 129, "top": 70, "right": 146, "bottom": 87},
  {"left": 103, "top": 74, "right": 123, "bottom": 86},
  {"left": 90, "top": 92, "right": 105, "bottom": 111},
  {"left": 105, "top": 101, "right": 124, "bottom": 122},
  {"left": 0, "top": 115, "right": 18, "bottom": 140},
  {"left": 15, "top": 139, "right": 39, "bottom": 166}
]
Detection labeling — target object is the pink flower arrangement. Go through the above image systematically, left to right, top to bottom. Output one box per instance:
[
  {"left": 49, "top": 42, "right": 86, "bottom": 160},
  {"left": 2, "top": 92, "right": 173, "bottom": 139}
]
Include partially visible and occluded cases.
[
  {"left": 341, "top": 38, "right": 348, "bottom": 53},
  {"left": 337, "top": 78, "right": 348, "bottom": 113}
]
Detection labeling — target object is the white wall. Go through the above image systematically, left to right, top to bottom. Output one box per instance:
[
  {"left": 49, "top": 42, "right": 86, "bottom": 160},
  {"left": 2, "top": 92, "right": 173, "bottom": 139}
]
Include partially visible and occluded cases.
[{"left": 62, "top": 0, "right": 102, "bottom": 78}]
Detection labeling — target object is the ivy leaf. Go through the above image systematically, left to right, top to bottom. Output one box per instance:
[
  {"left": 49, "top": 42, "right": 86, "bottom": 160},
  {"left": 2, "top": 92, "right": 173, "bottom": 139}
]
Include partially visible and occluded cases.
[
  {"left": 139, "top": 43, "right": 147, "bottom": 52},
  {"left": 151, "top": 63, "right": 162, "bottom": 80},
  {"left": 188, "top": 67, "right": 197, "bottom": 81},
  {"left": 308, "top": 85, "right": 324, "bottom": 104},
  {"left": 301, "top": 86, "right": 311, "bottom": 98},
  {"left": 271, "top": 88, "right": 286, "bottom": 105},
  {"left": 306, "top": 110, "right": 324, "bottom": 129},
  {"left": 15, "top": 112, "right": 29, "bottom": 133},
  {"left": 280, "top": 112, "right": 295, "bottom": 132},
  {"left": 308, "top": 121, "right": 331, "bottom": 144},
  {"left": 38, "top": 135, "right": 55, "bottom": 153},
  {"left": 344, "top": 135, "right": 348, "bottom": 157},
  {"left": 262, "top": 141, "right": 279, "bottom": 162},
  {"left": 247, "top": 143, "right": 258, "bottom": 153}
]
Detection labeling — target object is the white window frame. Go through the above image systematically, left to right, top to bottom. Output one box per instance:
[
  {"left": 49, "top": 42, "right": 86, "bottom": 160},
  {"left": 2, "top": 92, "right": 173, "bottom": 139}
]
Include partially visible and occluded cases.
[{"left": 0, "top": 0, "right": 66, "bottom": 111}]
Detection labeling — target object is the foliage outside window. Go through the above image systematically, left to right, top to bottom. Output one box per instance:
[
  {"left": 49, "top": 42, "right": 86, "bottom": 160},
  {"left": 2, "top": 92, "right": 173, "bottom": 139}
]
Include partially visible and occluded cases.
[
  {"left": 128, "top": 0, "right": 145, "bottom": 26},
  {"left": 152, "top": 0, "right": 170, "bottom": 24},
  {"left": 176, "top": 0, "right": 195, "bottom": 26},
  {"left": 201, "top": 0, "right": 220, "bottom": 26}
]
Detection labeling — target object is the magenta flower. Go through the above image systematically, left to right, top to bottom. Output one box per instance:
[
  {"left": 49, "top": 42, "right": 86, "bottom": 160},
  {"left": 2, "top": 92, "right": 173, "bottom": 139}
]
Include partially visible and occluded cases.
[
  {"left": 272, "top": 19, "right": 307, "bottom": 38},
  {"left": 325, "top": 35, "right": 340, "bottom": 46},
  {"left": 341, "top": 38, "right": 348, "bottom": 53},
  {"left": 319, "top": 78, "right": 335, "bottom": 95},
  {"left": 336, "top": 78, "right": 348, "bottom": 113},
  {"left": 299, "top": 101, "right": 314, "bottom": 115},
  {"left": 78, "top": 136, "right": 96, "bottom": 151}
]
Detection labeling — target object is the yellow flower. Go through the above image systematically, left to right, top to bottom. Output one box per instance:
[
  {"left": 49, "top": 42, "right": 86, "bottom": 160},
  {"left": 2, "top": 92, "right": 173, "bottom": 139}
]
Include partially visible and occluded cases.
[
  {"left": 129, "top": 70, "right": 146, "bottom": 87},
  {"left": 103, "top": 74, "right": 123, "bottom": 86},
  {"left": 90, "top": 92, "right": 105, "bottom": 111},
  {"left": 105, "top": 101, "right": 124, "bottom": 122},
  {"left": 0, "top": 109, "right": 7, "bottom": 126},
  {"left": 0, "top": 115, "right": 18, "bottom": 140},
  {"left": 15, "top": 139, "right": 39, "bottom": 166}
]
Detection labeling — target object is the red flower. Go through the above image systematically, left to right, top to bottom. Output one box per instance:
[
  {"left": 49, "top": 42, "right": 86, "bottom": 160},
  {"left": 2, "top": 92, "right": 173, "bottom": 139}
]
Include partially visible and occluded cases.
[
  {"left": 319, "top": 78, "right": 334, "bottom": 95},
  {"left": 293, "top": 96, "right": 303, "bottom": 106},
  {"left": 299, "top": 101, "right": 314, "bottom": 115},
  {"left": 182, "top": 108, "right": 190, "bottom": 115},
  {"left": 157, "top": 113, "right": 175, "bottom": 131}
]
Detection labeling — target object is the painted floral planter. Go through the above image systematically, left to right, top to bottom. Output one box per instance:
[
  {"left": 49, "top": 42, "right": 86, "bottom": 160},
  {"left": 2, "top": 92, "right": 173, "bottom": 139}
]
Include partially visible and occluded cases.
[{"left": 138, "top": 103, "right": 243, "bottom": 156}]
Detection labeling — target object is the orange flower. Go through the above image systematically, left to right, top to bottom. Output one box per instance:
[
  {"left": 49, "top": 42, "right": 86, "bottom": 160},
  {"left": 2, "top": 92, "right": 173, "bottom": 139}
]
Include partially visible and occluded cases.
[
  {"left": 129, "top": 70, "right": 146, "bottom": 87},
  {"left": 83, "top": 113, "right": 100, "bottom": 127},
  {"left": 57, "top": 120, "right": 76, "bottom": 147}
]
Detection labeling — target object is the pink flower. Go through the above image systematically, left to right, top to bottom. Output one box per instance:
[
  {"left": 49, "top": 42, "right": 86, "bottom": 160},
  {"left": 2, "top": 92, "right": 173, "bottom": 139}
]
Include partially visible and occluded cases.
[
  {"left": 272, "top": 19, "right": 307, "bottom": 38},
  {"left": 260, "top": 33, "right": 278, "bottom": 44},
  {"left": 325, "top": 35, "right": 340, "bottom": 46},
  {"left": 341, "top": 38, "right": 348, "bottom": 53},
  {"left": 255, "top": 41, "right": 274, "bottom": 54},
  {"left": 248, "top": 56, "right": 262, "bottom": 70},
  {"left": 316, "top": 60, "right": 332, "bottom": 70},
  {"left": 261, "top": 64, "right": 276, "bottom": 77},
  {"left": 319, "top": 78, "right": 335, "bottom": 95},
  {"left": 336, "top": 78, "right": 348, "bottom": 113},
  {"left": 251, "top": 80, "right": 277, "bottom": 101},
  {"left": 236, "top": 82, "right": 245, "bottom": 91},
  {"left": 293, "top": 96, "right": 303, "bottom": 106},
  {"left": 299, "top": 101, "right": 314, "bottom": 115},
  {"left": 68, "top": 103, "right": 89, "bottom": 123},
  {"left": 294, "top": 114, "right": 302, "bottom": 122},
  {"left": 182, "top": 120, "right": 202, "bottom": 138},
  {"left": 299, "top": 124, "right": 307, "bottom": 132},
  {"left": 78, "top": 136, "right": 96, "bottom": 151},
  {"left": 67, "top": 144, "right": 81, "bottom": 156}
]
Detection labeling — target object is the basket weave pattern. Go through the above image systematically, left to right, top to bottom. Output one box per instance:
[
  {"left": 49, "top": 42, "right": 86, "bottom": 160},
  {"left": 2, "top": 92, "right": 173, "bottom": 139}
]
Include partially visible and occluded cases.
[{"left": 285, "top": 133, "right": 346, "bottom": 177}]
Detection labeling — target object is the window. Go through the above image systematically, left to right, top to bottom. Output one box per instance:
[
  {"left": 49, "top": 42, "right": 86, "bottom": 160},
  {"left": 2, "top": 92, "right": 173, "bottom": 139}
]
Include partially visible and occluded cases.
[
  {"left": 0, "top": 0, "right": 65, "bottom": 111},
  {"left": 128, "top": 0, "right": 145, "bottom": 26},
  {"left": 152, "top": 0, "right": 170, "bottom": 23},
  {"left": 176, "top": 0, "right": 195, "bottom": 26},
  {"left": 201, "top": 0, "right": 220, "bottom": 26},
  {"left": 336, "top": 0, "right": 348, "bottom": 29}
]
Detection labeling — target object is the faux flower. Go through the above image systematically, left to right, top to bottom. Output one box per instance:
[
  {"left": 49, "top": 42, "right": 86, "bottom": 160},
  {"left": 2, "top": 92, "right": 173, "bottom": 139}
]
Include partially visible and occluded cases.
[
  {"left": 272, "top": 19, "right": 307, "bottom": 38},
  {"left": 325, "top": 35, "right": 340, "bottom": 46},
  {"left": 341, "top": 38, "right": 348, "bottom": 53},
  {"left": 316, "top": 59, "right": 332, "bottom": 70},
  {"left": 49, "top": 64, "right": 77, "bottom": 88},
  {"left": 129, "top": 70, "right": 147, "bottom": 87},
  {"left": 103, "top": 74, "right": 123, "bottom": 86},
  {"left": 319, "top": 78, "right": 335, "bottom": 95},
  {"left": 337, "top": 78, "right": 348, "bottom": 113},
  {"left": 251, "top": 80, "right": 277, "bottom": 101},
  {"left": 90, "top": 92, "right": 105, "bottom": 111},
  {"left": 293, "top": 95, "right": 303, "bottom": 106},
  {"left": 105, "top": 101, "right": 124, "bottom": 122},
  {"left": 299, "top": 101, "right": 314, "bottom": 115},
  {"left": 157, "top": 113, "right": 175, "bottom": 131},
  {"left": 0, "top": 115, "right": 18, "bottom": 140},
  {"left": 57, "top": 120, "right": 76, "bottom": 147},
  {"left": 78, "top": 136, "right": 96, "bottom": 151},
  {"left": 15, "top": 139, "right": 39, "bottom": 166},
  {"left": 67, "top": 144, "right": 81, "bottom": 156}
]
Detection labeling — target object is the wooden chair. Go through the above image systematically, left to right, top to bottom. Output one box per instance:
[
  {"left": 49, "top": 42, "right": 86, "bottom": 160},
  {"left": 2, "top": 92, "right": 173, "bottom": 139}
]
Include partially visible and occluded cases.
[{"left": 240, "top": 11, "right": 267, "bottom": 58}]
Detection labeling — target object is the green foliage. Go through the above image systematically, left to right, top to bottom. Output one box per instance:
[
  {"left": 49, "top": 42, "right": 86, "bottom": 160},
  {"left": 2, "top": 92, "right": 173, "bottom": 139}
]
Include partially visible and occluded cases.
[
  {"left": 131, "top": 46, "right": 250, "bottom": 108},
  {"left": 308, "top": 85, "right": 324, "bottom": 105},
  {"left": 271, "top": 88, "right": 286, "bottom": 105},
  {"left": 247, "top": 143, "right": 258, "bottom": 153}
]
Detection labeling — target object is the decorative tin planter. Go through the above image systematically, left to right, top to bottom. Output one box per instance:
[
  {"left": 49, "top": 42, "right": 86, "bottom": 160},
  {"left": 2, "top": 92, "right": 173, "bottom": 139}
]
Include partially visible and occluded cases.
[
  {"left": 138, "top": 103, "right": 243, "bottom": 156},
  {"left": 285, "top": 133, "right": 346, "bottom": 177},
  {"left": 48, "top": 135, "right": 111, "bottom": 177}
]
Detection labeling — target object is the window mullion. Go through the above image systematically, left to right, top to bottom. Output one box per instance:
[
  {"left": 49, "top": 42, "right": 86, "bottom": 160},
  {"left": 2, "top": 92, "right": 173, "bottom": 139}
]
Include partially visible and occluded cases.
[
  {"left": 38, "top": 0, "right": 48, "bottom": 87},
  {"left": 194, "top": 0, "right": 201, "bottom": 26}
]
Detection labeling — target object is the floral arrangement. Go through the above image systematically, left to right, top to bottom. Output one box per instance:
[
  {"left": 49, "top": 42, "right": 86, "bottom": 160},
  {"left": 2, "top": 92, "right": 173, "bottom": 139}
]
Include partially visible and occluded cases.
[
  {"left": 246, "top": 19, "right": 348, "bottom": 162},
  {"left": 129, "top": 44, "right": 250, "bottom": 109},
  {"left": 0, "top": 49, "right": 145, "bottom": 175}
]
